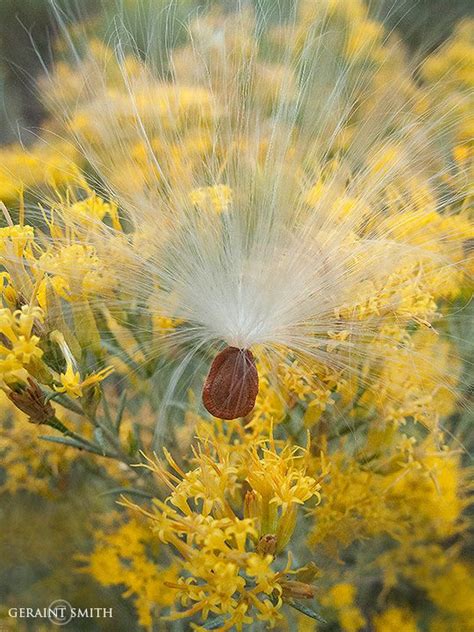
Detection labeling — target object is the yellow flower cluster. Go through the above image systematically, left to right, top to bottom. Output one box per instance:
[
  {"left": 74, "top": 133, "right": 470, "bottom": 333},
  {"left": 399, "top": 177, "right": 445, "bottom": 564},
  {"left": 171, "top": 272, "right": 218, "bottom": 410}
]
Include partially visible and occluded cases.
[
  {"left": 421, "top": 19, "right": 474, "bottom": 169},
  {"left": 0, "top": 142, "right": 78, "bottom": 205},
  {"left": 0, "top": 223, "right": 114, "bottom": 400},
  {"left": 0, "top": 304, "right": 44, "bottom": 386},
  {"left": 360, "top": 329, "right": 461, "bottom": 428},
  {"left": 80, "top": 408, "right": 472, "bottom": 630},
  {"left": 85, "top": 428, "right": 327, "bottom": 630},
  {"left": 310, "top": 433, "right": 469, "bottom": 549},
  {"left": 79, "top": 517, "right": 179, "bottom": 628}
]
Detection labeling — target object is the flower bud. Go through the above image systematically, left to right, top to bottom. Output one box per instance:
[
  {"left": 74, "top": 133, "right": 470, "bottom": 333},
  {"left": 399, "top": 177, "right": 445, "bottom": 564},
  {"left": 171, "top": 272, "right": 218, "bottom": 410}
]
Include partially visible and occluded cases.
[
  {"left": 8, "top": 377, "right": 55, "bottom": 424},
  {"left": 243, "top": 490, "right": 260, "bottom": 521},
  {"left": 276, "top": 505, "right": 297, "bottom": 552},
  {"left": 256, "top": 534, "right": 277, "bottom": 557},
  {"left": 280, "top": 580, "right": 317, "bottom": 601}
]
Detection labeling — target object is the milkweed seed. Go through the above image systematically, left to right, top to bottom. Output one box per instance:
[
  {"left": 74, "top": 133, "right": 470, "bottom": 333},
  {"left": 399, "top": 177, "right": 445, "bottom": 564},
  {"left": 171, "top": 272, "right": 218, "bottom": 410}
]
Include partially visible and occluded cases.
[{"left": 202, "top": 346, "right": 259, "bottom": 419}]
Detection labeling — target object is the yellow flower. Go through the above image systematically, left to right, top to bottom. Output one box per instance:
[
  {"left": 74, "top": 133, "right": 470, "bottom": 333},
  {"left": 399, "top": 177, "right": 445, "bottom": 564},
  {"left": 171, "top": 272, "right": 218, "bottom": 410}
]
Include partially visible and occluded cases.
[
  {"left": 345, "top": 20, "right": 383, "bottom": 60},
  {"left": 189, "top": 185, "right": 233, "bottom": 214},
  {"left": 0, "top": 224, "right": 35, "bottom": 257},
  {"left": 0, "top": 306, "right": 45, "bottom": 385},
  {"left": 54, "top": 362, "right": 114, "bottom": 398},
  {"left": 247, "top": 442, "right": 322, "bottom": 509},
  {"left": 321, "top": 583, "right": 366, "bottom": 632},
  {"left": 327, "top": 583, "right": 356, "bottom": 609},
  {"left": 373, "top": 606, "right": 419, "bottom": 632},
  {"left": 340, "top": 607, "right": 366, "bottom": 632}
]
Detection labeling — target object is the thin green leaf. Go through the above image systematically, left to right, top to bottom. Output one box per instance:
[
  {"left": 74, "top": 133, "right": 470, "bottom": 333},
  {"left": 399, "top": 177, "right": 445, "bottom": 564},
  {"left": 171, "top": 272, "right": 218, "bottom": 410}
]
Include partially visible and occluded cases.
[
  {"left": 43, "top": 390, "right": 84, "bottom": 415},
  {"left": 115, "top": 390, "right": 127, "bottom": 431},
  {"left": 102, "top": 393, "right": 113, "bottom": 425},
  {"left": 94, "top": 427, "right": 108, "bottom": 455},
  {"left": 39, "top": 435, "right": 89, "bottom": 451},
  {"left": 98, "top": 487, "right": 154, "bottom": 499},
  {"left": 286, "top": 600, "right": 327, "bottom": 623},
  {"left": 201, "top": 615, "right": 229, "bottom": 630}
]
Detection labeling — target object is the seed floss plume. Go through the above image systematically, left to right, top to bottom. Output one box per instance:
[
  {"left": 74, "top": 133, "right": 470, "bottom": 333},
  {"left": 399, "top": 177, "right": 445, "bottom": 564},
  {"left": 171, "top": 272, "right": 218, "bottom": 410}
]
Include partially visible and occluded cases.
[{"left": 26, "top": 0, "right": 473, "bottom": 447}]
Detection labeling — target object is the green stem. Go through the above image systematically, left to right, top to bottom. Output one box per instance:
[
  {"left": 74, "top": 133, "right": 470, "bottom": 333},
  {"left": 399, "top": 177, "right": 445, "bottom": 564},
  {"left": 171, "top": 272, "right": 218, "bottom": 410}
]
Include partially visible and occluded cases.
[{"left": 45, "top": 417, "right": 115, "bottom": 457}]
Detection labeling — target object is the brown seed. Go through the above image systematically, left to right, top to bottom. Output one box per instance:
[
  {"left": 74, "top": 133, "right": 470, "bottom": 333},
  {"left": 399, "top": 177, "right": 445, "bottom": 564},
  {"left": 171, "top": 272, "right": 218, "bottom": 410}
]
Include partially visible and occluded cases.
[{"left": 202, "top": 346, "right": 259, "bottom": 419}]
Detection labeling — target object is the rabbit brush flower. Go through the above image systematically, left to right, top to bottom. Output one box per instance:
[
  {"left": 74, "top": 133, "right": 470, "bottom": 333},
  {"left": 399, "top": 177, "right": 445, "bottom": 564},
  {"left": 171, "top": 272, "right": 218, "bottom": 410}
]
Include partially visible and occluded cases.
[{"left": 36, "top": 0, "right": 472, "bottom": 425}]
